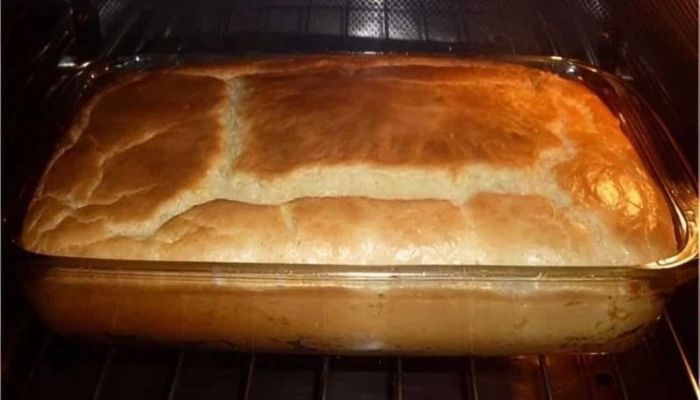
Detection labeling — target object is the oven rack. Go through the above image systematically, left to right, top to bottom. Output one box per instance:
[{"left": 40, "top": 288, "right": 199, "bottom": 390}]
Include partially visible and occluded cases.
[
  {"left": 79, "top": 0, "right": 599, "bottom": 62},
  {"left": 6, "top": 311, "right": 698, "bottom": 400}
]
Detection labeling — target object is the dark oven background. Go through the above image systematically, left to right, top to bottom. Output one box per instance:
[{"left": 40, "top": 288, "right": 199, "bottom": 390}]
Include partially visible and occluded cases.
[{"left": 1, "top": 1, "right": 697, "bottom": 399}]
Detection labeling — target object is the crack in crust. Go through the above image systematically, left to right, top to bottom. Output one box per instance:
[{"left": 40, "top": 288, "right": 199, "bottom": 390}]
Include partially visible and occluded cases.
[{"left": 21, "top": 55, "right": 676, "bottom": 265}]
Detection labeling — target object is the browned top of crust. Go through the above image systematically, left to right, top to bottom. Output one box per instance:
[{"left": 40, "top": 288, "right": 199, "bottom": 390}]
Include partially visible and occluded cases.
[
  {"left": 19, "top": 55, "right": 678, "bottom": 266},
  {"left": 235, "top": 65, "right": 562, "bottom": 175},
  {"left": 24, "top": 72, "right": 228, "bottom": 235}
]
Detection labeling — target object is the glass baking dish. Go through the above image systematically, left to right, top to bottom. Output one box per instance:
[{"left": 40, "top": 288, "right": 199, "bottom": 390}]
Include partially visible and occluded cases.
[{"left": 15, "top": 55, "right": 698, "bottom": 356}]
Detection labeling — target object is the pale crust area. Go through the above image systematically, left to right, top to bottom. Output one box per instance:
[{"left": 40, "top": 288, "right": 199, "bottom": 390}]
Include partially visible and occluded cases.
[
  {"left": 21, "top": 55, "right": 676, "bottom": 265},
  {"left": 29, "top": 195, "right": 597, "bottom": 265}
]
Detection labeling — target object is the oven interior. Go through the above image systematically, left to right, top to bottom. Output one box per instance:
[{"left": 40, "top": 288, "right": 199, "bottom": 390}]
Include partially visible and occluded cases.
[{"left": 1, "top": 0, "right": 698, "bottom": 399}]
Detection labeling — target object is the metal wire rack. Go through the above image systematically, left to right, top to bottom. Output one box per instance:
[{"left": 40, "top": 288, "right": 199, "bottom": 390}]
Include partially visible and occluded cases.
[
  {"left": 87, "top": 0, "right": 596, "bottom": 60},
  {"left": 9, "top": 311, "right": 699, "bottom": 400}
]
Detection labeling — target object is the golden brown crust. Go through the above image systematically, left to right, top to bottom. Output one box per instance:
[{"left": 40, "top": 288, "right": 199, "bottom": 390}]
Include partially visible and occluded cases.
[
  {"left": 21, "top": 55, "right": 677, "bottom": 265},
  {"left": 235, "top": 65, "right": 561, "bottom": 174},
  {"left": 22, "top": 73, "right": 229, "bottom": 249},
  {"left": 26, "top": 195, "right": 595, "bottom": 265}
]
